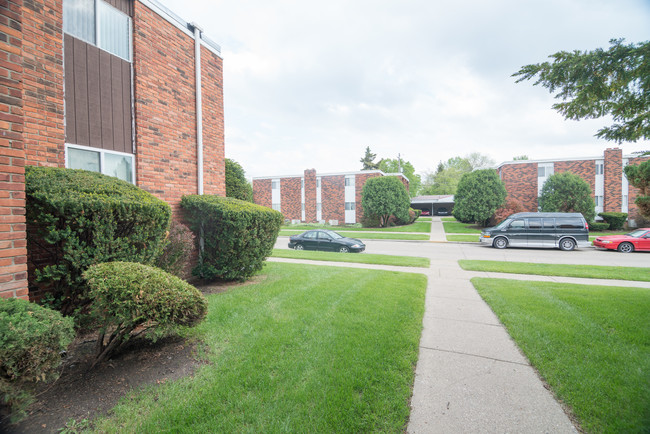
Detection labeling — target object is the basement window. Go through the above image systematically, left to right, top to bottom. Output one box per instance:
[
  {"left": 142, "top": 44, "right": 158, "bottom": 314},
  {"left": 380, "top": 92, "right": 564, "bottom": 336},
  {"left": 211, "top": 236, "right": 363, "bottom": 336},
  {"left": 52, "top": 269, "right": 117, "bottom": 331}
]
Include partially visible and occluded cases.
[{"left": 66, "top": 144, "right": 134, "bottom": 184}]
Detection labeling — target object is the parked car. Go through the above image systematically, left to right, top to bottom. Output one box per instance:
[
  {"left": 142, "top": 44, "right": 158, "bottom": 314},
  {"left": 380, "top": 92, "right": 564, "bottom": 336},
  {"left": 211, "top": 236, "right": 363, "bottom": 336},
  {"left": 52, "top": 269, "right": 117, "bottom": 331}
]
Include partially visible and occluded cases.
[
  {"left": 436, "top": 208, "right": 449, "bottom": 216},
  {"left": 420, "top": 210, "right": 431, "bottom": 216},
  {"left": 479, "top": 212, "right": 590, "bottom": 251},
  {"left": 593, "top": 228, "right": 650, "bottom": 253},
  {"left": 288, "top": 230, "right": 365, "bottom": 253}
]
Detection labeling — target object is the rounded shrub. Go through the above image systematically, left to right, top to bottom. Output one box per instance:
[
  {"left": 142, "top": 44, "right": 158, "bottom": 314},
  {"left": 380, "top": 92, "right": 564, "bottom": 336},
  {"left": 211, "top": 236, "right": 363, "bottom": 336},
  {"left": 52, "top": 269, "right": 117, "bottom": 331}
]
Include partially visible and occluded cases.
[
  {"left": 26, "top": 166, "right": 171, "bottom": 315},
  {"left": 181, "top": 195, "right": 284, "bottom": 281},
  {"left": 597, "top": 212, "right": 628, "bottom": 230},
  {"left": 156, "top": 221, "right": 196, "bottom": 278},
  {"left": 588, "top": 221, "right": 610, "bottom": 231},
  {"left": 84, "top": 262, "right": 207, "bottom": 366},
  {"left": 1, "top": 298, "right": 74, "bottom": 422}
]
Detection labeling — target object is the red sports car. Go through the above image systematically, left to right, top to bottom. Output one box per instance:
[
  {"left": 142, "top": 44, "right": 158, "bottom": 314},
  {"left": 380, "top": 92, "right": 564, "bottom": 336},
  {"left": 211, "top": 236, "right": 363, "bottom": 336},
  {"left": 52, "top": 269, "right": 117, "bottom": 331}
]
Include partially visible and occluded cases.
[{"left": 592, "top": 228, "right": 650, "bottom": 253}]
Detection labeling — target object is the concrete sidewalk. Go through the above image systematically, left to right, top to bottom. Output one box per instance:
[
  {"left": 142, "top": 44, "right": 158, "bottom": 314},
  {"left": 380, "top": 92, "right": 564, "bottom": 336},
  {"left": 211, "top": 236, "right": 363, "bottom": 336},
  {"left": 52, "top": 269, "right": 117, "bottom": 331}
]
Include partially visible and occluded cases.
[{"left": 429, "top": 216, "right": 447, "bottom": 242}]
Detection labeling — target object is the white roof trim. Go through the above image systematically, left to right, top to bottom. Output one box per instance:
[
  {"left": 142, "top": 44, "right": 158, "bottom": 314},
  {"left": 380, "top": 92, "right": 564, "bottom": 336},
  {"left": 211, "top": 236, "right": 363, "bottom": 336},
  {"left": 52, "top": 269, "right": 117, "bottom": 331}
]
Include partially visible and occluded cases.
[
  {"left": 495, "top": 153, "right": 639, "bottom": 169},
  {"left": 254, "top": 170, "right": 410, "bottom": 183}
]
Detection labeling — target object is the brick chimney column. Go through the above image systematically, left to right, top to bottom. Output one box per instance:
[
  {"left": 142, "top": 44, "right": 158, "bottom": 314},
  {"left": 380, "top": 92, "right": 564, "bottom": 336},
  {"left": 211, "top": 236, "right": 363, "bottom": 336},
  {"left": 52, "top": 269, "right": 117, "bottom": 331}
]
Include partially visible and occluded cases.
[
  {"left": 604, "top": 148, "right": 623, "bottom": 213},
  {"left": 304, "top": 169, "right": 317, "bottom": 222}
]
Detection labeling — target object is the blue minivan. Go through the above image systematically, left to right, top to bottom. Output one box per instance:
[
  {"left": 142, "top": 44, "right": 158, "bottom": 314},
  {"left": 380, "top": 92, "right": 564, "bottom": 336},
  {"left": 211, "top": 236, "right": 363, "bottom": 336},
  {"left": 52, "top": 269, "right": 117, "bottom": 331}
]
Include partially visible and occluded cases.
[{"left": 479, "top": 212, "right": 590, "bottom": 251}]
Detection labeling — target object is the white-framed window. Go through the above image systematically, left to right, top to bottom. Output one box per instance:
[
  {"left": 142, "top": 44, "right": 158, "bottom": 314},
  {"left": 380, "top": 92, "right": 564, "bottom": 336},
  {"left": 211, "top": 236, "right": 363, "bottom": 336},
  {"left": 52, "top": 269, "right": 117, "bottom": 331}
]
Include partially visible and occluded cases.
[
  {"left": 64, "top": 0, "right": 132, "bottom": 62},
  {"left": 66, "top": 143, "right": 134, "bottom": 183},
  {"left": 595, "top": 162, "right": 604, "bottom": 175},
  {"left": 344, "top": 177, "right": 352, "bottom": 187},
  {"left": 316, "top": 178, "right": 321, "bottom": 188},
  {"left": 271, "top": 181, "right": 279, "bottom": 189},
  {"left": 623, "top": 195, "right": 628, "bottom": 207},
  {"left": 595, "top": 196, "right": 603, "bottom": 206},
  {"left": 345, "top": 202, "right": 355, "bottom": 211},
  {"left": 272, "top": 203, "right": 281, "bottom": 211},
  {"left": 316, "top": 203, "right": 322, "bottom": 211}
]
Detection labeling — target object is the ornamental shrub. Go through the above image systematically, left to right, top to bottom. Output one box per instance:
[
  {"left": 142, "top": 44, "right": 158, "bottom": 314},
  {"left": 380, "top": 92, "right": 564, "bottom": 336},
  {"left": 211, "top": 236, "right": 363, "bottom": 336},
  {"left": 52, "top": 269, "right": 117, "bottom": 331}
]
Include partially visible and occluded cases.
[
  {"left": 25, "top": 166, "right": 171, "bottom": 316},
  {"left": 453, "top": 169, "right": 507, "bottom": 226},
  {"left": 538, "top": 172, "right": 595, "bottom": 222},
  {"left": 361, "top": 176, "right": 410, "bottom": 227},
  {"left": 181, "top": 195, "right": 283, "bottom": 281},
  {"left": 490, "top": 197, "right": 526, "bottom": 226},
  {"left": 598, "top": 212, "right": 628, "bottom": 230},
  {"left": 156, "top": 221, "right": 196, "bottom": 278},
  {"left": 588, "top": 221, "right": 610, "bottom": 231},
  {"left": 84, "top": 262, "right": 207, "bottom": 367},
  {"left": 1, "top": 298, "right": 74, "bottom": 422}
]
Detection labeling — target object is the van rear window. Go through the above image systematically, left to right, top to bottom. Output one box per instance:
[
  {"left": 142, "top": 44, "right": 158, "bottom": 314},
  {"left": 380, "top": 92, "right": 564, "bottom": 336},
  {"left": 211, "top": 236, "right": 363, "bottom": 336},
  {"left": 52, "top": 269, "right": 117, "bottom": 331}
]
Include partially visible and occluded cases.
[{"left": 557, "top": 218, "right": 583, "bottom": 229}]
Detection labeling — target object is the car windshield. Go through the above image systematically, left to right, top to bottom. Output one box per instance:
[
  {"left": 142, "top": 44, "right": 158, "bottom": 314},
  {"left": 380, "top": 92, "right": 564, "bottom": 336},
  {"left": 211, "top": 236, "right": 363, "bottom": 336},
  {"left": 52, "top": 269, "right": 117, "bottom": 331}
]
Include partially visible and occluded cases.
[
  {"left": 493, "top": 219, "right": 510, "bottom": 230},
  {"left": 625, "top": 229, "right": 647, "bottom": 238},
  {"left": 328, "top": 231, "right": 344, "bottom": 239}
]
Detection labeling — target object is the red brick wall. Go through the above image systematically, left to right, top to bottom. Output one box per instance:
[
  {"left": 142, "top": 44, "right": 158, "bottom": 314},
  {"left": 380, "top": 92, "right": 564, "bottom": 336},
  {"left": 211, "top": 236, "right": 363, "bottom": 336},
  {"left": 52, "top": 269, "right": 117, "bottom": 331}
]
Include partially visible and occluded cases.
[
  {"left": 0, "top": 0, "right": 29, "bottom": 299},
  {"left": 21, "top": 0, "right": 65, "bottom": 167},
  {"left": 133, "top": 3, "right": 225, "bottom": 212},
  {"left": 604, "top": 148, "right": 622, "bottom": 212},
  {"left": 554, "top": 159, "right": 595, "bottom": 196},
  {"left": 498, "top": 163, "right": 538, "bottom": 211},
  {"left": 304, "top": 169, "right": 316, "bottom": 222},
  {"left": 355, "top": 172, "right": 381, "bottom": 222},
  {"left": 321, "top": 175, "right": 344, "bottom": 223},
  {"left": 281, "top": 177, "right": 301, "bottom": 220},
  {"left": 253, "top": 179, "right": 271, "bottom": 208}
]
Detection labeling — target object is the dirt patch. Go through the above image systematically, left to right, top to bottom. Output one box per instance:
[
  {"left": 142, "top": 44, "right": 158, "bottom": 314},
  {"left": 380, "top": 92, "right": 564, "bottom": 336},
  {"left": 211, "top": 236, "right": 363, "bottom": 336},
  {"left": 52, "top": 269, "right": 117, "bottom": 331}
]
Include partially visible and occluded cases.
[{"left": 1, "top": 276, "right": 265, "bottom": 433}]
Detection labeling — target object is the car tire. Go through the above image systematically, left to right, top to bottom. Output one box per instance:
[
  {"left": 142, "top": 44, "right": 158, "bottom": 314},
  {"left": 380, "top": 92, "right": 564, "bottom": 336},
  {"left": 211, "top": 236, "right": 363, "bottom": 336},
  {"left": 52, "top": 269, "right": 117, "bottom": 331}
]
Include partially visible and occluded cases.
[
  {"left": 493, "top": 237, "right": 508, "bottom": 249},
  {"left": 559, "top": 238, "right": 576, "bottom": 251},
  {"left": 617, "top": 242, "right": 634, "bottom": 253},
  {"left": 294, "top": 244, "right": 304, "bottom": 251},
  {"left": 339, "top": 246, "right": 350, "bottom": 253}
]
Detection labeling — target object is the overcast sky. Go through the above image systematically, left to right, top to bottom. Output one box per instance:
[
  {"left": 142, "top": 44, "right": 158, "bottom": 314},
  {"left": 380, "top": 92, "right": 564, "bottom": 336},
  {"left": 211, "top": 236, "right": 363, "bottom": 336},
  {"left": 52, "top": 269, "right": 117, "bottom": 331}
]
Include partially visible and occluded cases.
[{"left": 162, "top": 0, "right": 650, "bottom": 180}]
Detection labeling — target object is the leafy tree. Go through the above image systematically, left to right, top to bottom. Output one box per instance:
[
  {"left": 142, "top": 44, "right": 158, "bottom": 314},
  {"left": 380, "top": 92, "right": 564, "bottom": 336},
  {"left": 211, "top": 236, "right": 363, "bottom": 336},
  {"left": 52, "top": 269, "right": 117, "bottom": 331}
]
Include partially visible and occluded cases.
[
  {"left": 513, "top": 39, "right": 650, "bottom": 143},
  {"left": 360, "top": 146, "right": 380, "bottom": 170},
  {"left": 466, "top": 152, "right": 495, "bottom": 170},
  {"left": 513, "top": 155, "right": 529, "bottom": 160},
  {"left": 420, "top": 156, "right": 472, "bottom": 195},
  {"left": 225, "top": 158, "right": 253, "bottom": 202},
  {"left": 378, "top": 158, "right": 421, "bottom": 197},
  {"left": 624, "top": 159, "right": 650, "bottom": 218},
  {"left": 452, "top": 169, "right": 507, "bottom": 227},
  {"left": 538, "top": 172, "right": 595, "bottom": 222},
  {"left": 361, "top": 176, "right": 410, "bottom": 227}
]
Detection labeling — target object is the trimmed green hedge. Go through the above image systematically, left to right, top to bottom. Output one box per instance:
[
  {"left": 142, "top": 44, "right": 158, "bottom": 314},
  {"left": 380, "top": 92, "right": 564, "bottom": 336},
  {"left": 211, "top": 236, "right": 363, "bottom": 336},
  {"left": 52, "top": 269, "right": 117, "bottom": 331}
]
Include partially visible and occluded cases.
[
  {"left": 26, "top": 166, "right": 171, "bottom": 315},
  {"left": 181, "top": 195, "right": 283, "bottom": 281},
  {"left": 598, "top": 212, "right": 628, "bottom": 230},
  {"left": 588, "top": 221, "right": 610, "bottom": 231},
  {"left": 84, "top": 262, "right": 207, "bottom": 367},
  {"left": 1, "top": 298, "right": 74, "bottom": 422}
]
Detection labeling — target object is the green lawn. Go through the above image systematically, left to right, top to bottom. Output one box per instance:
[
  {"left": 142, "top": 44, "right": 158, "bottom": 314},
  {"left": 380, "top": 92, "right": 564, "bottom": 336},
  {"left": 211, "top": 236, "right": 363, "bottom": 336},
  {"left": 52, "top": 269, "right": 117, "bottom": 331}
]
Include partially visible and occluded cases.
[
  {"left": 441, "top": 217, "right": 456, "bottom": 222},
  {"left": 281, "top": 221, "right": 431, "bottom": 233},
  {"left": 442, "top": 221, "right": 482, "bottom": 234},
  {"left": 279, "top": 230, "right": 430, "bottom": 241},
  {"left": 446, "top": 235, "right": 479, "bottom": 242},
  {"left": 272, "top": 249, "right": 430, "bottom": 268},
  {"left": 459, "top": 260, "right": 650, "bottom": 282},
  {"left": 92, "top": 263, "right": 427, "bottom": 433},
  {"left": 472, "top": 278, "right": 650, "bottom": 433}
]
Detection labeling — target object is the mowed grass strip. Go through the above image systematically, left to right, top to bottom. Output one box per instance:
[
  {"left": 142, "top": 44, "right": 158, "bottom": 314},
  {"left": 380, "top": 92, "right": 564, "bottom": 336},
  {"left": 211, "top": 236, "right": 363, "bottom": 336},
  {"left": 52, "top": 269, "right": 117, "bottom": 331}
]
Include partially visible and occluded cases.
[
  {"left": 281, "top": 221, "right": 432, "bottom": 233},
  {"left": 442, "top": 221, "right": 482, "bottom": 234},
  {"left": 279, "top": 230, "right": 430, "bottom": 240},
  {"left": 446, "top": 235, "right": 479, "bottom": 242},
  {"left": 272, "top": 249, "right": 430, "bottom": 268},
  {"left": 459, "top": 260, "right": 650, "bottom": 282},
  {"left": 93, "top": 263, "right": 427, "bottom": 433},
  {"left": 472, "top": 278, "right": 650, "bottom": 433}
]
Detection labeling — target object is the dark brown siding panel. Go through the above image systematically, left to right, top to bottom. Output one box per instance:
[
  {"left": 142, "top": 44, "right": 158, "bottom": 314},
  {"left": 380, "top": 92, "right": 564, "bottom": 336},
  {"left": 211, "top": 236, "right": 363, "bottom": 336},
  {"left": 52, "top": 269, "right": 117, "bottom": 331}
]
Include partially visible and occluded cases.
[
  {"left": 105, "top": 0, "right": 133, "bottom": 16},
  {"left": 64, "top": 34, "right": 76, "bottom": 144},
  {"left": 72, "top": 38, "right": 90, "bottom": 146},
  {"left": 87, "top": 44, "right": 102, "bottom": 147},
  {"left": 99, "top": 50, "right": 114, "bottom": 149},
  {"left": 111, "top": 57, "right": 125, "bottom": 152},
  {"left": 122, "top": 62, "right": 132, "bottom": 153}
]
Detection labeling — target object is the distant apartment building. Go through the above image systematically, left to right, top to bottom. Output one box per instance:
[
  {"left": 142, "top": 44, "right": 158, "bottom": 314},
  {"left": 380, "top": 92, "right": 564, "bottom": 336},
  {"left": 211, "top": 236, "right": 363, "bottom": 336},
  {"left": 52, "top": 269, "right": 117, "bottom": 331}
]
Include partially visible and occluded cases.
[
  {"left": 0, "top": 0, "right": 225, "bottom": 299},
  {"left": 497, "top": 148, "right": 649, "bottom": 225},
  {"left": 253, "top": 169, "right": 409, "bottom": 224}
]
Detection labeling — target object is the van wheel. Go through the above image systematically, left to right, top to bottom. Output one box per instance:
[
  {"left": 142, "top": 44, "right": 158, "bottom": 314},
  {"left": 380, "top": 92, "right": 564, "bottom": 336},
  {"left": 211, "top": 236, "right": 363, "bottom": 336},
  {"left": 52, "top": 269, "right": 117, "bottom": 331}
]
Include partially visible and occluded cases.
[
  {"left": 493, "top": 237, "right": 508, "bottom": 249},
  {"left": 559, "top": 238, "right": 576, "bottom": 251},
  {"left": 617, "top": 242, "right": 634, "bottom": 253}
]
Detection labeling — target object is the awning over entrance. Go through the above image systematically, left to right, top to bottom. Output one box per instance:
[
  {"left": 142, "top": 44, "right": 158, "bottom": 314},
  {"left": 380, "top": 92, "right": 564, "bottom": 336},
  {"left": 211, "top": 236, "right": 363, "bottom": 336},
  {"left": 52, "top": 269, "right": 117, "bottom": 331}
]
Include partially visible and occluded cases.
[{"left": 411, "top": 195, "right": 455, "bottom": 216}]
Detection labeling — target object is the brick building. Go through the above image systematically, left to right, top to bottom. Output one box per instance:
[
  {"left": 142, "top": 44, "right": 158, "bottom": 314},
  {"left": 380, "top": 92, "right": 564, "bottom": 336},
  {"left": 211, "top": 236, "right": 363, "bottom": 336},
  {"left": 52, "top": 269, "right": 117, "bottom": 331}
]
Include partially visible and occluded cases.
[
  {"left": 0, "top": 0, "right": 225, "bottom": 299},
  {"left": 497, "top": 148, "right": 649, "bottom": 226},
  {"left": 253, "top": 169, "right": 409, "bottom": 225}
]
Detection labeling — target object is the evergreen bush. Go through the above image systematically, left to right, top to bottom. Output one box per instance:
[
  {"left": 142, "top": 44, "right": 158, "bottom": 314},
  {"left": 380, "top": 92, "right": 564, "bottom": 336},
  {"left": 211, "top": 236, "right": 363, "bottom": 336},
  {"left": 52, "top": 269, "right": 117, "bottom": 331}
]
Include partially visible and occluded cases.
[
  {"left": 25, "top": 167, "right": 171, "bottom": 315},
  {"left": 181, "top": 195, "right": 283, "bottom": 281},
  {"left": 597, "top": 212, "right": 628, "bottom": 230},
  {"left": 156, "top": 221, "right": 196, "bottom": 278},
  {"left": 588, "top": 221, "right": 610, "bottom": 231},
  {"left": 84, "top": 262, "right": 207, "bottom": 367},
  {"left": 0, "top": 298, "right": 74, "bottom": 422}
]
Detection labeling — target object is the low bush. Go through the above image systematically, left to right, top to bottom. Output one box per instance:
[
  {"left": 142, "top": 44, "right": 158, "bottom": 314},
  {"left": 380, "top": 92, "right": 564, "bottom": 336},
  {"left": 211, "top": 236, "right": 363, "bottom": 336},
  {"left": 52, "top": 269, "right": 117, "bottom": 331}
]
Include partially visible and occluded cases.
[
  {"left": 26, "top": 167, "right": 171, "bottom": 316},
  {"left": 182, "top": 195, "right": 284, "bottom": 281},
  {"left": 490, "top": 198, "right": 526, "bottom": 226},
  {"left": 598, "top": 212, "right": 628, "bottom": 231},
  {"left": 361, "top": 213, "right": 381, "bottom": 228},
  {"left": 156, "top": 221, "right": 196, "bottom": 278},
  {"left": 588, "top": 221, "right": 610, "bottom": 231},
  {"left": 84, "top": 262, "right": 207, "bottom": 367},
  {"left": 1, "top": 298, "right": 74, "bottom": 422}
]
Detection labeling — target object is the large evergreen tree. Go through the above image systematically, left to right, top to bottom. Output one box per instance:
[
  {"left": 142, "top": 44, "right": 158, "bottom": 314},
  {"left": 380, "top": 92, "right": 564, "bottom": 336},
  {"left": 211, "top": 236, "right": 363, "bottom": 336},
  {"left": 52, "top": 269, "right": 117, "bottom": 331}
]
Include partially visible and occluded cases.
[
  {"left": 360, "top": 146, "right": 380, "bottom": 170},
  {"left": 225, "top": 158, "right": 253, "bottom": 202},
  {"left": 624, "top": 159, "right": 650, "bottom": 219},
  {"left": 452, "top": 169, "right": 506, "bottom": 226},
  {"left": 538, "top": 172, "right": 595, "bottom": 222},
  {"left": 361, "top": 176, "right": 410, "bottom": 227}
]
